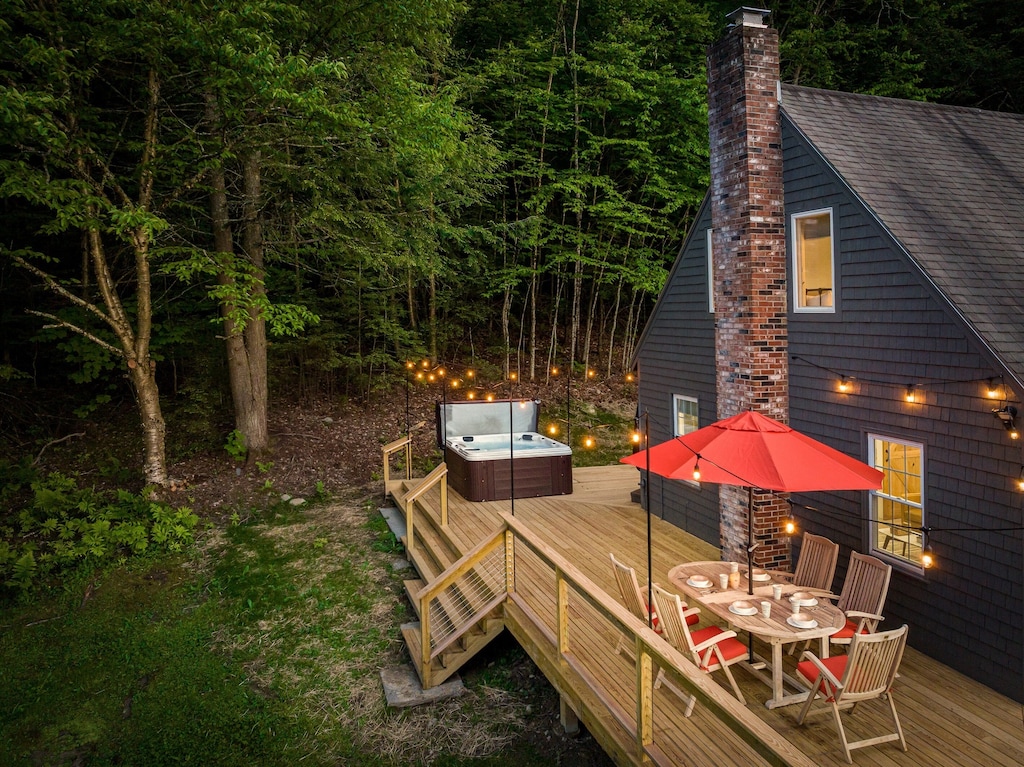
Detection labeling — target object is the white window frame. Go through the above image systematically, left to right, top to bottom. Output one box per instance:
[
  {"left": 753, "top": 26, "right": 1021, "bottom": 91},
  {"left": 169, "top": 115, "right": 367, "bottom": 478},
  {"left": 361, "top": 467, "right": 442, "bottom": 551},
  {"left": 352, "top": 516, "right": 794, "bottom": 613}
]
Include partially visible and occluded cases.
[
  {"left": 791, "top": 208, "right": 836, "bottom": 313},
  {"left": 706, "top": 228, "right": 715, "bottom": 313},
  {"left": 673, "top": 395, "right": 700, "bottom": 486},
  {"left": 673, "top": 395, "right": 699, "bottom": 438},
  {"left": 867, "top": 434, "right": 925, "bottom": 572}
]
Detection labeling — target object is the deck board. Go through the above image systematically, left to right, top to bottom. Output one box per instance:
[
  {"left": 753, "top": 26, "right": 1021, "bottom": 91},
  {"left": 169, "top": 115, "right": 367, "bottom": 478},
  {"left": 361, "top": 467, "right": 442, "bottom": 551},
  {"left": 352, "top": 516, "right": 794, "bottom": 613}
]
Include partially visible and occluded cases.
[{"left": 387, "top": 464, "right": 1024, "bottom": 767}]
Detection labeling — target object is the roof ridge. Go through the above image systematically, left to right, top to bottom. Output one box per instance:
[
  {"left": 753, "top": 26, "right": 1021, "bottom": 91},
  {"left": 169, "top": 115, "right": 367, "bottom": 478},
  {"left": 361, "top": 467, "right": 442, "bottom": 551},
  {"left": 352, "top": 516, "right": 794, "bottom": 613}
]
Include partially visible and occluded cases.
[{"left": 780, "top": 83, "right": 1024, "bottom": 122}]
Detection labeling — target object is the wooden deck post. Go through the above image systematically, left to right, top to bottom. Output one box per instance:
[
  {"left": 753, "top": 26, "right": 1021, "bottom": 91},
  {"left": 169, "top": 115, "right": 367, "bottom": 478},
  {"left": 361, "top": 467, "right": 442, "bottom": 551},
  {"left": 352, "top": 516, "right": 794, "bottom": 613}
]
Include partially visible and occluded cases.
[
  {"left": 439, "top": 471, "right": 448, "bottom": 527},
  {"left": 504, "top": 528, "right": 515, "bottom": 595},
  {"left": 556, "top": 567, "right": 569, "bottom": 656},
  {"left": 420, "top": 599, "right": 432, "bottom": 689},
  {"left": 635, "top": 638, "right": 654, "bottom": 764},
  {"left": 559, "top": 696, "right": 580, "bottom": 735}
]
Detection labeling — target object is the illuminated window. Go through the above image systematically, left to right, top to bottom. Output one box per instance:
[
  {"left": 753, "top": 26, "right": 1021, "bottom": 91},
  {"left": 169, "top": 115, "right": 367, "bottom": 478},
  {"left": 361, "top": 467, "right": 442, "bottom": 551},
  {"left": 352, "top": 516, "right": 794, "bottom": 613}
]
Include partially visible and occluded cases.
[
  {"left": 792, "top": 209, "right": 835, "bottom": 312},
  {"left": 673, "top": 395, "right": 699, "bottom": 437},
  {"left": 868, "top": 435, "right": 924, "bottom": 569}
]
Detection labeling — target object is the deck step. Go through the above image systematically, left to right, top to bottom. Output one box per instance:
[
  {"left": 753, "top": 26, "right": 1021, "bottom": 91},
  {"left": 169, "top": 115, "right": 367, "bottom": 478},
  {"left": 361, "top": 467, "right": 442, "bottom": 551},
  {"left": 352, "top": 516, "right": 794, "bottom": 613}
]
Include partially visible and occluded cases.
[{"left": 402, "top": 616, "right": 506, "bottom": 689}]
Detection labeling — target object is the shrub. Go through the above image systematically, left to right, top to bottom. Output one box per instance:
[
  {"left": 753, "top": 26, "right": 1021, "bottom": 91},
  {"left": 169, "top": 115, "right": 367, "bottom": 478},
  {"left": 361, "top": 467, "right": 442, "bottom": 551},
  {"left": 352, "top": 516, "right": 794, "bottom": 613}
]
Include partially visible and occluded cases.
[{"left": 0, "top": 472, "right": 198, "bottom": 595}]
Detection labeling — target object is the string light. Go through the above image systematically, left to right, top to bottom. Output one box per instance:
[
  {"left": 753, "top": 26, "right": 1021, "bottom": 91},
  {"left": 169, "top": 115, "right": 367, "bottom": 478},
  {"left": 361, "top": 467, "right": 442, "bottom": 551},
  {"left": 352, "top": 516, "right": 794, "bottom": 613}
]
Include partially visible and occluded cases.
[
  {"left": 587, "top": 369, "right": 595, "bottom": 379},
  {"left": 625, "top": 372, "right": 636, "bottom": 382},
  {"left": 838, "top": 375, "right": 851, "bottom": 393},
  {"left": 986, "top": 378, "right": 1000, "bottom": 398},
  {"left": 905, "top": 385, "right": 917, "bottom": 403},
  {"left": 547, "top": 424, "right": 559, "bottom": 436},
  {"left": 631, "top": 430, "right": 641, "bottom": 445},
  {"left": 583, "top": 436, "right": 595, "bottom": 449},
  {"left": 692, "top": 457, "right": 701, "bottom": 481},
  {"left": 1016, "top": 466, "right": 1024, "bottom": 491},
  {"left": 783, "top": 515, "right": 798, "bottom": 535},
  {"left": 921, "top": 530, "right": 936, "bottom": 569}
]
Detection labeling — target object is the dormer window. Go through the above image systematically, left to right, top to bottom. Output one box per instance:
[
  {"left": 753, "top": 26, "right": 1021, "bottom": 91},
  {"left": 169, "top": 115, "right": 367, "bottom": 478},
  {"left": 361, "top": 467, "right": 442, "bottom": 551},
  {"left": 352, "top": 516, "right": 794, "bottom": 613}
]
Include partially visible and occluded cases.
[{"left": 792, "top": 209, "right": 835, "bottom": 312}]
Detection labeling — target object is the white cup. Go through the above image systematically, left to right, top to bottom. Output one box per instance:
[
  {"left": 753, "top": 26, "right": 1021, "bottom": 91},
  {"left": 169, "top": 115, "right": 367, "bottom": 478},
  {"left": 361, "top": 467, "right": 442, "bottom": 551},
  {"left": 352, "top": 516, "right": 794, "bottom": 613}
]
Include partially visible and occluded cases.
[
  {"left": 719, "top": 573, "right": 729, "bottom": 589},
  {"left": 772, "top": 584, "right": 783, "bottom": 600},
  {"left": 792, "top": 600, "right": 801, "bottom": 615},
  {"left": 760, "top": 601, "right": 771, "bottom": 618}
]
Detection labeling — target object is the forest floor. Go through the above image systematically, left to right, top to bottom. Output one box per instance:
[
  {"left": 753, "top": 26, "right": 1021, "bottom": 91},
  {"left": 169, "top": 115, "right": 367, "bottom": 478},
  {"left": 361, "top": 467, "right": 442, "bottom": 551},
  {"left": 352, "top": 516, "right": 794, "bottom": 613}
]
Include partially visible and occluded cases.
[{"left": 38, "top": 377, "right": 631, "bottom": 765}]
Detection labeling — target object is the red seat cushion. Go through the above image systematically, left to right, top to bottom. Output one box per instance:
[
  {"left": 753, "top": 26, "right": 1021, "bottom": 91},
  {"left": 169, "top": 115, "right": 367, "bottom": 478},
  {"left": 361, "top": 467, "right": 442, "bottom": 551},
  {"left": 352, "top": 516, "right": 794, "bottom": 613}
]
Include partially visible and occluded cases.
[
  {"left": 831, "top": 618, "right": 870, "bottom": 640},
  {"left": 690, "top": 625, "right": 724, "bottom": 645},
  {"left": 689, "top": 627, "right": 747, "bottom": 670},
  {"left": 796, "top": 655, "right": 848, "bottom": 700}
]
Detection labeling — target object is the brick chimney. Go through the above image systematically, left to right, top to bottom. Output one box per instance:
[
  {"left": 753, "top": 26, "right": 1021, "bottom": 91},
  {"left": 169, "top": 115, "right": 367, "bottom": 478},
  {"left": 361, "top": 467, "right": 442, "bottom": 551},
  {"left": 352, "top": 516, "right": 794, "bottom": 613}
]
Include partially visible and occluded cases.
[{"left": 707, "top": 7, "right": 790, "bottom": 569}]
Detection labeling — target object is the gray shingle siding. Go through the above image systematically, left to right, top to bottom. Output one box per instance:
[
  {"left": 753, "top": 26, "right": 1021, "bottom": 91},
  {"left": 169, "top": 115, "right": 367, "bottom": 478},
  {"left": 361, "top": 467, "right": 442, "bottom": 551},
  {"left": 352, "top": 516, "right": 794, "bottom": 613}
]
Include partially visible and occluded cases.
[
  {"left": 634, "top": 103, "right": 1024, "bottom": 702},
  {"left": 786, "top": 118, "right": 1022, "bottom": 701},
  {"left": 635, "top": 198, "right": 720, "bottom": 544}
]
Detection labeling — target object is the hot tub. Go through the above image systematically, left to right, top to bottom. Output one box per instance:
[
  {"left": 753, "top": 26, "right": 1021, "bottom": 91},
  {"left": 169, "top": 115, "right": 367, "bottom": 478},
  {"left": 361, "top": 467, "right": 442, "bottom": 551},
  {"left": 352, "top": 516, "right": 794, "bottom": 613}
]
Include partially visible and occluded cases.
[{"left": 437, "top": 400, "right": 573, "bottom": 502}]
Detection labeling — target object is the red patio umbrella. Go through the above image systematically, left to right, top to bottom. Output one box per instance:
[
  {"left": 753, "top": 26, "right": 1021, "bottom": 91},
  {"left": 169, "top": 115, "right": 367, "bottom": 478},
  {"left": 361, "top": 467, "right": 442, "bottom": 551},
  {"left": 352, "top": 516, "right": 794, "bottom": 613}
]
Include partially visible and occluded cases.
[{"left": 621, "top": 410, "right": 883, "bottom": 596}]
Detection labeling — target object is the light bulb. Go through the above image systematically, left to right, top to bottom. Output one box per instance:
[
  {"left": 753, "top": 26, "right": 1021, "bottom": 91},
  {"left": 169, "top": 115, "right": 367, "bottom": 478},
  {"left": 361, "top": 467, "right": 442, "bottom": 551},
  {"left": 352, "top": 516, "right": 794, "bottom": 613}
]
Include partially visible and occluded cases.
[{"left": 921, "top": 545, "right": 935, "bottom": 569}]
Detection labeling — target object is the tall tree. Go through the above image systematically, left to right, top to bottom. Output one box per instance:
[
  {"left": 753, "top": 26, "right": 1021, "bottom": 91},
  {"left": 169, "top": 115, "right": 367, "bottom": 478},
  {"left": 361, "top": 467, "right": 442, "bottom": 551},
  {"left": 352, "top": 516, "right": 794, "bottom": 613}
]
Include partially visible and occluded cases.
[{"left": 0, "top": 1, "right": 210, "bottom": 486}]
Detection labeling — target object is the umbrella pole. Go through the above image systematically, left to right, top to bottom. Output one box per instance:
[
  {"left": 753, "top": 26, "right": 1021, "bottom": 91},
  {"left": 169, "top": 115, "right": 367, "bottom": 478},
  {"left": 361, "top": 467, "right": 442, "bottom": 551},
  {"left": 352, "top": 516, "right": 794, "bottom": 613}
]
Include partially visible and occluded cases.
[
  {"left": 645, "top": 411, "right": 653, "bottom": 630},
  {"left": 747, "top": 487, "right": 755, "bottom": 660},
  {"left": 747, "top": 488, "right": 754, "bottom": 596}
]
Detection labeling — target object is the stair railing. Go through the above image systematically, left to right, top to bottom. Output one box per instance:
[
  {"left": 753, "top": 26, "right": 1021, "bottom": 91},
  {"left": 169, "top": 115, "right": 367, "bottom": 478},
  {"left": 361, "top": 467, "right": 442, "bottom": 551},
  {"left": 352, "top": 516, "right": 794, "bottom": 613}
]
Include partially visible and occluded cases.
[
  {"left": 381, "top": 434, "right": 413, "bottom": 488},
  {"left": 402, "top": 463, "right": 449, "bottom": 553},
  {"left": 413, "top": 525, "right": 511, "bottom": 689}
]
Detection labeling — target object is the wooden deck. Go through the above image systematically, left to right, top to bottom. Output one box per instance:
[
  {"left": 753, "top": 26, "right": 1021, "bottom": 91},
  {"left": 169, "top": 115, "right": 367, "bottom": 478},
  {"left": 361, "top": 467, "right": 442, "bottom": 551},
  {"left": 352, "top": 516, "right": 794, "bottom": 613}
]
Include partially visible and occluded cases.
[{"left": 386, "top": 464, "right": 1024, "bottom": 767}]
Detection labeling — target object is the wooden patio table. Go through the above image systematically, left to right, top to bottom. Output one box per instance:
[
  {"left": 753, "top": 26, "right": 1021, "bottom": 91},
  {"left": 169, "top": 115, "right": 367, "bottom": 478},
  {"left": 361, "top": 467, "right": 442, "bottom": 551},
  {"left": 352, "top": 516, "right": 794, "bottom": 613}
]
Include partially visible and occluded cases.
[{"left": 668, "top": 561, "right": 844, "bottom": 710}]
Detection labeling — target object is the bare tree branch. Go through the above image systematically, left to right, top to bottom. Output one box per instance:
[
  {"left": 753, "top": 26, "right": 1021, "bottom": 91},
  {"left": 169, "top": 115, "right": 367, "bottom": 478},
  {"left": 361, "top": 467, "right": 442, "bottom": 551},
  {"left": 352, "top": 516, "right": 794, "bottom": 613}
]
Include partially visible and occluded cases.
[
  {"left": 10, "top": 253, "right": 113, "bottom": 327},
  {"left": 26, "top": 310, "right": 123, "bottom": 357},
  {"left": 33, "top": 431, "right": 86, "bottom": 466}
]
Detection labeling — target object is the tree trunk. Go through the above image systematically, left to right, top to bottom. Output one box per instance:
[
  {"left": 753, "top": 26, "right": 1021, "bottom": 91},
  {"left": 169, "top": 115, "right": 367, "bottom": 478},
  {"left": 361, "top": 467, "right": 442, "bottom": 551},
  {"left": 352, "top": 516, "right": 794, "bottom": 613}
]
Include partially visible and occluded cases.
[{"left": 239, "top": 148, "right": 269, "bottom": 458}]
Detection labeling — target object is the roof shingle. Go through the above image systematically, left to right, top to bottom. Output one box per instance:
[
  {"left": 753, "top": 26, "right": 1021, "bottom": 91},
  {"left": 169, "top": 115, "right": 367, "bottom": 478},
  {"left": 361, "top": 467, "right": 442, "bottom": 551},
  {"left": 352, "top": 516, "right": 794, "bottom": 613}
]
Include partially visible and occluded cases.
[{"left": 780, "top": 84, "right": 1024, "bottom": 382}]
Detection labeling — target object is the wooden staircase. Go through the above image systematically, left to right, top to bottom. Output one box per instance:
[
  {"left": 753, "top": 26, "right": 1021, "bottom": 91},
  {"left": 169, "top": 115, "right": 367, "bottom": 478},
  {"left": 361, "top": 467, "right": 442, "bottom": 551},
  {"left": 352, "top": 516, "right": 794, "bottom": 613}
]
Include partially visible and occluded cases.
[{"left": 390, "top": 470, "right": 507, "bottom": 689}]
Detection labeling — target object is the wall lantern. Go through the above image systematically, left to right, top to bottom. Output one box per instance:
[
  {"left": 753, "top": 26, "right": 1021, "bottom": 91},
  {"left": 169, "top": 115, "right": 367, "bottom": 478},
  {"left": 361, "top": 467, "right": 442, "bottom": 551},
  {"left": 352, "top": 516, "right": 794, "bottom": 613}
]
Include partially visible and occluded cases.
[{"left": 993, "top": 405, "right": 1019, "bottom": 439}]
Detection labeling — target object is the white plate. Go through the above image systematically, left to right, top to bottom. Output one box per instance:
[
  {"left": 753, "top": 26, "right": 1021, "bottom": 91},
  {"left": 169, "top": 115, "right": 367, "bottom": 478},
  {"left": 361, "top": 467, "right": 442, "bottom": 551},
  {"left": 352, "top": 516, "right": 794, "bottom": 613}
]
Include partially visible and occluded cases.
[
  {"left": 744, "top": 570, "right": 772, "bottom": 582},
  {"left": 687, "top": 576, "right": 712, "bottom": 588},
  {"left": 789, "top": 592, "right": 818, "bottom": 607},
  {"left": 729, "top": 601, "right": 758, "bottom": 616},
  {"left": 787, "top": 614, "right": 818, "bottom": 629}
]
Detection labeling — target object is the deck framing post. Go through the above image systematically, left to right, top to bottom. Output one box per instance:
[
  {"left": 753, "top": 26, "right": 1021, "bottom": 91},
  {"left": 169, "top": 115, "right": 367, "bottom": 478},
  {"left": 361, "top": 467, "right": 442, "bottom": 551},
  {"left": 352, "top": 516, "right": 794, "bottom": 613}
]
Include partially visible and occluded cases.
[
  {"left": 404, "top": 441, "right": 411, "bottom": 480},
  {"left": 635, "top": 637, "right": 654, "bottom": 763},
  {"left": 559, "top": 696, "right": 580, "bottom": 735}
]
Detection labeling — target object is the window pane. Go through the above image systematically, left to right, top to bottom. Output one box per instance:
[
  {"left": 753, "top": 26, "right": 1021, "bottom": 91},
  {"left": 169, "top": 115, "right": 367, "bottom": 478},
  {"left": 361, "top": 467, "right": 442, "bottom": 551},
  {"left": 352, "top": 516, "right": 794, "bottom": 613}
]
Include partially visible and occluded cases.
[
  {"left": 795, "top": 211, "right": 834, "bottom": 309},
  {"left": 674, "top": 396, "right": 698, "bottom": 437},
  {"left": 868, "top": 436, "right": 923, "bottom": 568}
]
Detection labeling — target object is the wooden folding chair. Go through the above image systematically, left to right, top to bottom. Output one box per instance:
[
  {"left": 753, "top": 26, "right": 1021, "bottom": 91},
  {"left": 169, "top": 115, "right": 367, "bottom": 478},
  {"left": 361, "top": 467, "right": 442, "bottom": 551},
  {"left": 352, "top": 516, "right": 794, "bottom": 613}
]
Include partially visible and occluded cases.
[
  {"left": 785, "top": 532, "right": 840, "bottom": 592},
  {"left": 830, "top": 551, "right": 892, "bottom": 649},
  {"left": 652, "top": 583, "right": 748, "bottom": 712},
  {"left": 795, "top": 624, "right": 909, "bottom": 763}
]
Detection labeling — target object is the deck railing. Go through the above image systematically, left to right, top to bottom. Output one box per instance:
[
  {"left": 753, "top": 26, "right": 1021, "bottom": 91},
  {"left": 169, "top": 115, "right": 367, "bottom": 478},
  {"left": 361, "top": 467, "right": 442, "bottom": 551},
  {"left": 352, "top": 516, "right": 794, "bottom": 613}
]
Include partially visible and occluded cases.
[
  {"left": 381, "top": 434, "right": 413, "bottom": 488},
  {"left": 402, "top": 462, "right": 449, "bottom": 546},
  {"left": 407, "top": 507, "right": 815, "bottom": 767},
  {"left": 498, "top": 512, "right": 815, "bottom": 767},
  {"left": 411, "top": 528, "right": 512, "bottom": 688}
]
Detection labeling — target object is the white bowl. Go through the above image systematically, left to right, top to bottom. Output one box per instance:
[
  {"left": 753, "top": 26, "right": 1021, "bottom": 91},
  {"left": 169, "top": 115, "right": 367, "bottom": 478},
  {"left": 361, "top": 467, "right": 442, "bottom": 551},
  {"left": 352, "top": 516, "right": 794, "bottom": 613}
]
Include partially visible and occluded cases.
[
  {"left": 687, "top": 576, "right": 712, "bottom": 588},
  {"left": 788, "top": 592, "right": 818, "bottom": 607},
  {"left": 729, "top": 600, "right": 758, "bottom": 616},
  {"left": 787, "top": 613, "right": 818, "bottom": 629}
]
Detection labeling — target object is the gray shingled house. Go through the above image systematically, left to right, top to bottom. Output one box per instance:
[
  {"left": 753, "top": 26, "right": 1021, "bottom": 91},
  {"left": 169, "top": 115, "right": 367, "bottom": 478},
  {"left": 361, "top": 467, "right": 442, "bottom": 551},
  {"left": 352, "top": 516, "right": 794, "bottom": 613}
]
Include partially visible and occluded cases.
[{"left": 633, "top": 8, "right": 1024, "bottom": 701}]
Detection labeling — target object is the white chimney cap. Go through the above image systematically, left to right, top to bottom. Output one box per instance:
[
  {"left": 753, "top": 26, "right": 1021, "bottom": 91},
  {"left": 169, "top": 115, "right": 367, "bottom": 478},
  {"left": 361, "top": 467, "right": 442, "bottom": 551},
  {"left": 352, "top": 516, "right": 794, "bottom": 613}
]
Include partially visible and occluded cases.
[{"left": 727, "top": 7, "right": 771, "bottom": 27}]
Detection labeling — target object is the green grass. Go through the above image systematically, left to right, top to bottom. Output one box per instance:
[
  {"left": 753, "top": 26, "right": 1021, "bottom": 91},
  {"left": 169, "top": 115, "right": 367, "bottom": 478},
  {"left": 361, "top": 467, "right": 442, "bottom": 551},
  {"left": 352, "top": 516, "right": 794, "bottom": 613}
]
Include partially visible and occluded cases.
[{"left": 0, "top": 495, "right": 587, "bottom": 766}]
